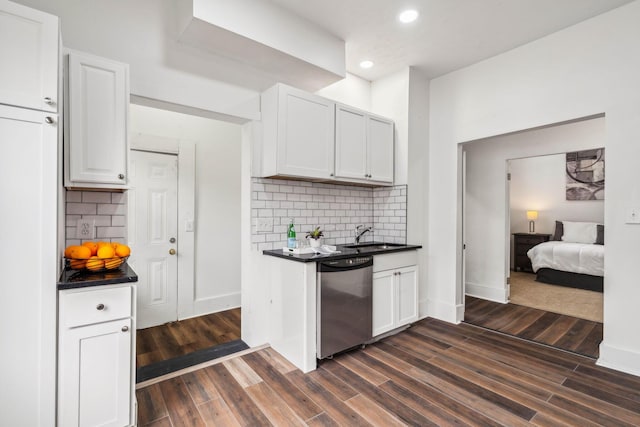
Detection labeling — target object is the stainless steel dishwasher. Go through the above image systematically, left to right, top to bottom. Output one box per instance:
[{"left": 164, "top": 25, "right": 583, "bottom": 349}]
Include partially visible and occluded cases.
[{"left": 317, "top": 256, "right": 373, "bottom": 359}]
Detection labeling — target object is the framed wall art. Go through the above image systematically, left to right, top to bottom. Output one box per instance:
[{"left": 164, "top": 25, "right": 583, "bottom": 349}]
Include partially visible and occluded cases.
[{"left": 566, "top": 148, "right": 604, "bottom": 200}]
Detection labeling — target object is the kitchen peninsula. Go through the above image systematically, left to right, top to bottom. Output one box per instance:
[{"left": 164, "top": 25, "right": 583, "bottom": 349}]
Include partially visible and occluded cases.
[{"left": 262, "top": 243, "right": 421, "bottom": 372}]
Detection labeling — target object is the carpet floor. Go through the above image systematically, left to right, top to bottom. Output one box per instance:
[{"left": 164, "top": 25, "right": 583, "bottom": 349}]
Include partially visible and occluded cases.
[{"left": 510, "top": 271, "right": 603, "bottom": 323}]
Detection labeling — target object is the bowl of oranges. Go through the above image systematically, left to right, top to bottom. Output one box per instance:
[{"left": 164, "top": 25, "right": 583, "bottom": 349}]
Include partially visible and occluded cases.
[{"left": 64, "top": 241, "right": 131, "bottom": 272}]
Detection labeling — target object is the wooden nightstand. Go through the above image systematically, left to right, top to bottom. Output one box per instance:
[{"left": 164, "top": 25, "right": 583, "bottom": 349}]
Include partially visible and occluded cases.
[{"left": 513, "top": 233, "right": 551, "bottom": 272}]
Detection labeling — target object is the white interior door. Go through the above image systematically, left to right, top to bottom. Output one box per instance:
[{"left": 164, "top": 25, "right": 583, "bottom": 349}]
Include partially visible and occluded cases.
[{"left": 129, "top": 150, "right": 178, "bottom": 329}]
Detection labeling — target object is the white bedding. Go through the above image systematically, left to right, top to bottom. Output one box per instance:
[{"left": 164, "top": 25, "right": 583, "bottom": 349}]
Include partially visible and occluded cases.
[{"left": 527, "top": 241, "right": 604, "bottom": 277}]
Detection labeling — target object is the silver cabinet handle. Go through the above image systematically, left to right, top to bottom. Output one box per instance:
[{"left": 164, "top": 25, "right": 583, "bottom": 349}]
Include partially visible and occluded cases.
[
  {"left": 44, "top": 97, "right": 54, "bottom": 105},
  {"left": 45, "top": 116, "right": 54, "bottom": 124},
  {"left": 330, "top": 173, "right": 334, "bottom": 177},
  {"left": 118, "top": 174, "right": 125, "bottom": 180},
  {"left": 96, "top": 303, "right": 105, "bottom": 311},
  {"left": 121, "top": 326, "right": 129, "bottom": 332}
]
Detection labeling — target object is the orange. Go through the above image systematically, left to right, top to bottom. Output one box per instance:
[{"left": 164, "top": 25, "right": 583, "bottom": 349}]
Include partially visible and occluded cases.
[
  {"left": 82, "top": 241, "right": 98, "bottom": 256},
  {"left": 96, "top": 241, "right": 111, "bottom": 249},
  {"left": 111, "top": 242, "right": 120, "bottom": 250},
  {"left": 115, "top": 244, "right": 130, "bottom": 257},
  {"left": 64, "top": 245, "right": 80, "bottom": 258},
  {"left": 70, "top": 245, "right": 91, "bottom": 259},
  {"left": 97, "top": 245, "right": 115, "bottom": 259},
  {"left": 86, "top": 256, "right": 104, "bottom": 271},
  {"left": 105, "top": 257, "right": 123, "bottom": 270},
  {"left": 69, "top": 259, "right": 86, "bottom": 270}
]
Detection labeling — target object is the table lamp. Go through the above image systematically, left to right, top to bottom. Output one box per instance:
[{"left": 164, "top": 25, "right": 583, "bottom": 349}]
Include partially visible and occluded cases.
[{"left": 527, "top": 210, "right": 538, "bottom": 233}]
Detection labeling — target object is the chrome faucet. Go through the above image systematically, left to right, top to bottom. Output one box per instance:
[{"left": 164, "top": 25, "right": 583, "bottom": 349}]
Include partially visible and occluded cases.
[{"left": 354, "top": 225, "right": 373, "bottom": 244}]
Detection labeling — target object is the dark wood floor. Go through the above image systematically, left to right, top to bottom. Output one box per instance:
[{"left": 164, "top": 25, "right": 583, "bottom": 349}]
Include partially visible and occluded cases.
[
  {"left": 464, "top": 296, "right": 602, "bottom": 359},
  {"left": 136, "top": 308, "right": 241, "bottom": 368},
  {"left": 136, "top": 317, "right": 640, "bottom": 426}
]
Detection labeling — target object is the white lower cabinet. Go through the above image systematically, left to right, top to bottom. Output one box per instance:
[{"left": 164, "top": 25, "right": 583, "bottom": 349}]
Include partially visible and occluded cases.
[
  {"left": 372, "top": 252, "right": 418, "bottom": 337},
  {"left": 58, "top": 284, "right": 136, "bottom": 427}
]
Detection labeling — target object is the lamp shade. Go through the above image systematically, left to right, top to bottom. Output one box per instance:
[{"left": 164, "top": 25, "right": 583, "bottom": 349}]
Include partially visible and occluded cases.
[{"left": 526, "top": 210, "right": 538, "bottom": 220}]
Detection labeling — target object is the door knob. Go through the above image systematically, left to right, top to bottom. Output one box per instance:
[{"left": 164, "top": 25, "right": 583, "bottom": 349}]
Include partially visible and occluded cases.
[{"left": 169, "top": 249, "right": 176, "bottom": 255}]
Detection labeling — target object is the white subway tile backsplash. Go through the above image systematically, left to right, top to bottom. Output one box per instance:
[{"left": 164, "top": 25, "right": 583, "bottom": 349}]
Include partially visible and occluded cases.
[
  {"left": 251, "top": 178, "right": 407, "bottom": 251},
  {"left": 65, "top": 190, "right": 128, "bottom": 247},
  {"left": 66, "top": 191, "right": 82, "bottom": 202},
  {"left": 82, "top": 192, "right": 112, "bottom": 203},
  {"left": 111, "top": 193, "right": 126, "bottom": 204},
  {"left": 67, "top": 203, "right": 98, "bottom": 215},
  {"left": 97, "top": 203, "right": 126, "bottom": 215},
  {"left": 96, "top": 226, "right": 126, "bottom": 238}
]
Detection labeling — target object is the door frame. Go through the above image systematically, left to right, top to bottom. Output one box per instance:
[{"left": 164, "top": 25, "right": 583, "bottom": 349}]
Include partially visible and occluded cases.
[{"left": 130, "top": 134, "right": 196, "bottom": 320}]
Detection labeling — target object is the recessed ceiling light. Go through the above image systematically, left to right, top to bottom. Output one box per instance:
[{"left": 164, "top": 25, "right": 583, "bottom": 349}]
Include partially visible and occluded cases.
[
  {"left": 398, "top": 9, "right": 419, "bottom": 24},
  {"left": 359, "top": 60, "right": 374, "bottom": 69}
]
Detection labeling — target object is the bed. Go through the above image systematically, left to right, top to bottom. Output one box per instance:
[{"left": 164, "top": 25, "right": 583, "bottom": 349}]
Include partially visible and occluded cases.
[{"left": 526, "top": 221, "right": 604, "bottom": 292}]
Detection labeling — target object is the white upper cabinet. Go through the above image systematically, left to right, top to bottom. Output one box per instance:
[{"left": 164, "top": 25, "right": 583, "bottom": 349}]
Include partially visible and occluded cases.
[
  {"left": 0, "top": 0, "right": 58, "bottom": 112},
  {"left": 65, "top": 51, "right": 129, "bottom": 189},
  {"left": 255, "top": 83, "right": 395, "bottom": 185},
  {"left": 258, "top": 84, "right": 335, "bottom": 180},
  {"left": 335, "top": 104, "right": 394, "bottom": 185},
  {"left": 335, "top": 105, "right": 367, "bottom": 180},
  {"left": 367, "top": 115, "right": 394, "bottom": 183}
]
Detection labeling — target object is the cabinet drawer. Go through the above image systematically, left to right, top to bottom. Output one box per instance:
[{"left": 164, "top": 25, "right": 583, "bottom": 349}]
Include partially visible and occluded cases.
[
  {"left": 517, "top": 236, "right": 545, "bottom": 245},
  {"left": 515, "top": 245, "right": 534, "bottom": 255},
  {"left": 373, "top": 251, "right": 418, "bottom": 273},
  {"left": 61, "top": 286, "right": 132, "bottom": 328}
]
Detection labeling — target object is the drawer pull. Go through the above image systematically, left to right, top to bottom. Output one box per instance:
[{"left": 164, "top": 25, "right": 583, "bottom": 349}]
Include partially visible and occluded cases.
[
  {"left": 96, "top": 303, "right": 105, "bottom": 311},
  {"left": 121, "top": 326, "right": 129, "bottom": 332}
]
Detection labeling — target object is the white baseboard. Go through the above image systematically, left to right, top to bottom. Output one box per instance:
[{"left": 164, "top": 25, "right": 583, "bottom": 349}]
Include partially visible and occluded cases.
[
  {"left": 465, "top": 281, "right": 508, "bottom": 303},
  {"left": 185, "top": 292, "right": 241, "bottom": 320},
  {"left": 424, "top": 298, "right": 461, "bottom": 324},
  {"left": 597, "top": 341, "right": 640, "bottom": 377}
]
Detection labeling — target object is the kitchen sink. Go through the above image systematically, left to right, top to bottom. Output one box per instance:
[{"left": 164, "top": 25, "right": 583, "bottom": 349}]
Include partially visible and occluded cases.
[{"left": 343, "top": 243, "right": 405, "bottom": 250}]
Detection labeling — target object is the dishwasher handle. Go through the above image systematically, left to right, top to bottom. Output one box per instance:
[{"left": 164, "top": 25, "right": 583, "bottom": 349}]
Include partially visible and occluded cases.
[{"left": 318, "top": 256, "right": 373, "bottom": 272}]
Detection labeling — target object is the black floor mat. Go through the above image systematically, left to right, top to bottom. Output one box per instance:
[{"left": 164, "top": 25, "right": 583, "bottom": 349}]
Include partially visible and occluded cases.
[{"left": 136, "top": 339, "right": 249, "bottom": 383}]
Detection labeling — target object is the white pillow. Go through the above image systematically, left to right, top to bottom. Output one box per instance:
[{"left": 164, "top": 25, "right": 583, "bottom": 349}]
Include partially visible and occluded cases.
[{"left": 561, "top": 221, "right": 598, "bottom": 244}]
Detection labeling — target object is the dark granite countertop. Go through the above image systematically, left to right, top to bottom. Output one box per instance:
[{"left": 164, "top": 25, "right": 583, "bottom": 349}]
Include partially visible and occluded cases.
[
  {"left": 262, "top": 242, "right": 422, "bottom": 263},
  {"left": 57, "top": 263, "right": 138, "bottom": 290}
]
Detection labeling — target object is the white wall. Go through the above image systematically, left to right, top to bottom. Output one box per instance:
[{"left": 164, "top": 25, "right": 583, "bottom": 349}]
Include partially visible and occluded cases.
[
  {"left": 15, "top": 0, "right": 262, "bottom": 121},
  {"left": 428, "top": 1, "right": 640, "bottom": 375},
  {"left": 372, "top": 68, "right": 410, "bottom": 186},
  {"left": 316, "top": 73, "right": 372, "bottom": 111},
  {"left": 129, "top": 104, "right": 242, "bottom": 316},
  {"left": 464, "top": 118, "right": 605, "bottom": 301},
  {"left": 510, "top": 154, "right": 605, "bottom": 235}
]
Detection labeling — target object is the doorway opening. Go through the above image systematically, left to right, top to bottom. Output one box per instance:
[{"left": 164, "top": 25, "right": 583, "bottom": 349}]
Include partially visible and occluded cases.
[
  {"left": 128, "top": 103, "right": 244, "bottom": 382},
  {"left": 461, "top": 116, "right": 605, "bottom": 358}
]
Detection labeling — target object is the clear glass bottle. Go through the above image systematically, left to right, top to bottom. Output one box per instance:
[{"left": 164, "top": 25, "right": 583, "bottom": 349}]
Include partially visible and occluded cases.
[{"left": 287, "top": 219, "right": 297, "bottom": 248}]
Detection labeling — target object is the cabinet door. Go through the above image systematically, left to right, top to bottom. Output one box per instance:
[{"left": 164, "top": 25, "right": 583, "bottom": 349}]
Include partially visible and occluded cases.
[
  {"left": 0, "top": 2, "right": 58, "bottom": 112},
  {"left": 67, "top": 52, "right": 128, "bottom": 187},
  {"left": 276, "top": 86, "right": 334, "bottom": 179},
  {"left": 1, "top": 105, "right": 58, "bottom": 427},
  {"left": 335, "top": 105, "right": 367, "bottom": 181},
  {"left": 367, "top": 116, "right": 394, "bottom": 183},
  {"left": 396, "top": 266, "right": 418, "bottom": 326},
  {"left": 372, "top": 270, "right": 396, "bottom": 336},
  {"left": 59, "top": 319, "right": 132, "bottom": 427}
]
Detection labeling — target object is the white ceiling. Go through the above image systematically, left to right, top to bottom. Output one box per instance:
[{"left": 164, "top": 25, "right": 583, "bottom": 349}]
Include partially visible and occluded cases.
[{"left": 270, "top": 0, "right": 633, "bottom": 81}]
